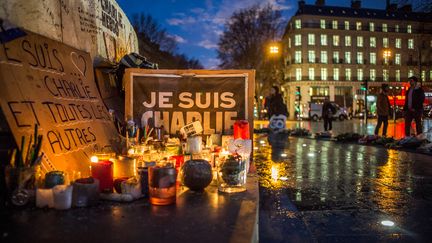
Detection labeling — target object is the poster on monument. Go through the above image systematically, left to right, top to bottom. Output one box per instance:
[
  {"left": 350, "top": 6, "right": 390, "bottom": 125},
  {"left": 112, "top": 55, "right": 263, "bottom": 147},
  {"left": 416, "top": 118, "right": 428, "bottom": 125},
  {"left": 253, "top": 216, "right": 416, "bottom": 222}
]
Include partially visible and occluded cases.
[{"left": 0, "top": 29, "right": 118, "bottom": 174}]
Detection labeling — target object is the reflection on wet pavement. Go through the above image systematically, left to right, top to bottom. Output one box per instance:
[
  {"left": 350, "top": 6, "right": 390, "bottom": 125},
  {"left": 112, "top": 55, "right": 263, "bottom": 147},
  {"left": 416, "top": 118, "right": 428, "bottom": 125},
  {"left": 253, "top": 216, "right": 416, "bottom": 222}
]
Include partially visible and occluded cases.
[
  {"left": 255, "top": 119, "right": 432, "bottom": 140},
  {"left": 256, "top": 134, "right": 432, "bottom": 242}
]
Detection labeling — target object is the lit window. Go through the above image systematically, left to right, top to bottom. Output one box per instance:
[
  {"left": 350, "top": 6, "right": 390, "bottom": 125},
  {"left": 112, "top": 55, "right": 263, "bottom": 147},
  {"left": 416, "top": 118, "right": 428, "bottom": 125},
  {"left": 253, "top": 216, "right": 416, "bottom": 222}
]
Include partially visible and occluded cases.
[
  {"left": 295, "top": 19, "right": 301, "bottom": 29},
  {"left": 320, "top": 19, "right": 326, "bottom": 29},
  {"left": 332, "top": 20, "right": 338, "bottom": 29},
  {"left": 344, "top": 21, "right": 350, "bottom": 30},
  {"left": 356, "top": 22, "right": 362, "bottom": 30},
  {"left": 369, "top": 22, "right": 375, "bottom": 32},
  {"left": 382, "top": 23, "right": 388, "bottom": 32},
  {"left": 395, "top": 24, "right": 399, "bottom": 32},
  {"left": 407, "top": 24, "right": 412, "bottom": 33},
  {"left": 295, "top": 34, "right": 302, "bottom": 46},
  {"left": 308, "top": 34, "right": 315, "bottom": 45},
  {"left": 320, "top": 34, "right": 327, "bottom": 46},
  {"left": 333, "top": 35, "right": 340, "bottom": 46},
  {"left": 345, "top": 36, "right": 351, "bottom": 46},
  {"left": 357, "top": 36, "right": 363, "bottom": 47},
  {"left": 370, "top": 37, "right": 376, "bottom": 47},
  {"left": 288, "top": 38, "right": 291, "bottom": 48},
  {"left": 383, "top": 38, "right": 389, "bottom": 48},
  {"left": 396, "top": 38, "right": 401, "bottom": 48},
  {"left": 408, "top": 39, "right": 414, "bottom": 49},
  {"left": 308, "top": 50, "right": 315, "bottom": 63},
  {"left": 295, "top": 51, "right": 302, "bottom": 64},
  {"left": 321, "top": 51, "right": 328, "bottom": 64},
  {"left": 333, "top": 51, "right": 339, "bottom": 63},
  {"left": 345, "top": 52, "right": 351, "bottom": 64},
  {"left": 357, "top": 52, "right": 363, "bottom": 64},
  {"left": 370, "top": 52, "right": 376, "bottom": 64},
  {"left": 395, "top": 53, "right": 401, "bottom": 65},
  {"left": 296, "top": 68, "right": 302, "bottom": 81},
  {"left": 308, "top": 68, "right": 315, "bottom": 80},
  {"left": 321, "top": 68, "right": 328, "bottom": 80},
  {"left": 334, "top": 68, "right": 339, "bottom": 80},
  {"left": 345, "top": 68, "right": 351, "bottom": 81},
  {"left": 357, "top": 69, "right": 363, "bottom": 81},
  {"left": 370, "top": 69, "right": 376, "bottom": 81},
  {"left": 383, "top": 69, "right": 389, "bottom": 81},
  {"left": 396, "top": 69, "right": 400, "bottom": 81},
  {"left": 408, "top": 69, "right": 414, "bottom": 77},
  {"left": 421, "top": 70, "right": 426, "bottom": 81},
  {"left": 430, "top": 70, "right": 432, "bottom": 81}
]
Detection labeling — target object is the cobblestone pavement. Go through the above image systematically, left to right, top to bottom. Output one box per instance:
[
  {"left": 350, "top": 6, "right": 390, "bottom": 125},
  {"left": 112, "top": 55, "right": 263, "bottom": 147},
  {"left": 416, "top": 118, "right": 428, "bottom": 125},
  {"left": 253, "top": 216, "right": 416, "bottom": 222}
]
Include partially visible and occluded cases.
[{"left": 256, "top": 135, "right": 432, "bottom": 242}]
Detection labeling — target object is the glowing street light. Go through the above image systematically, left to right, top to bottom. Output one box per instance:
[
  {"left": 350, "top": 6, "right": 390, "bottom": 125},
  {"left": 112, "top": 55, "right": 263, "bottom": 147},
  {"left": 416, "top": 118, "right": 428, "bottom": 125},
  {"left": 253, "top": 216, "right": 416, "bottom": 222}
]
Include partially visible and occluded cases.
[
  {"left": 269, "top": 45, "right": 279, "bottom": 54},
  {"left": 383, "top": 49, "right": 392, "bottom": 64}
]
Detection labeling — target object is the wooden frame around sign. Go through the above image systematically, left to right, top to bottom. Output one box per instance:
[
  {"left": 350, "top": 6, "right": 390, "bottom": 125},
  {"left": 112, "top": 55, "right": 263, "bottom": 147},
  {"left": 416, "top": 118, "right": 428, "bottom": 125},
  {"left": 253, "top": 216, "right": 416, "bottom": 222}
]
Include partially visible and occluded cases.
[{"left": 124, "top": 69, "right": 255, "bottom": 136}]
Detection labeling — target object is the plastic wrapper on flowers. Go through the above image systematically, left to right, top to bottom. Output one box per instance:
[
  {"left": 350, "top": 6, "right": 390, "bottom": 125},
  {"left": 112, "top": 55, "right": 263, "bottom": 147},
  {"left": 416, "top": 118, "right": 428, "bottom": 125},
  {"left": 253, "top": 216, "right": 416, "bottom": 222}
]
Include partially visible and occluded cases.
[{"left": 227, "top": 139, "right": 252, "bottom": 157}]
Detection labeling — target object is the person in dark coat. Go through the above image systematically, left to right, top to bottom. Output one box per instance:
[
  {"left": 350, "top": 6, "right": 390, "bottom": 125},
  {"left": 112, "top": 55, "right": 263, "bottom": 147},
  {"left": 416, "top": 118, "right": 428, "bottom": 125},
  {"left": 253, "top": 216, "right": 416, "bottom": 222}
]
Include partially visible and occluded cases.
[
  {"left": 404, "top": 76, "right": 425, "bottom": 136},
  {"left": 374, "top": 84, "right": 391, "bottom": 136},
  {"left": 267, "top": 86, "right": 288, "bottom": 118},
  {"left": 322, "top": 97, "right": 336, "bottom": 132}
]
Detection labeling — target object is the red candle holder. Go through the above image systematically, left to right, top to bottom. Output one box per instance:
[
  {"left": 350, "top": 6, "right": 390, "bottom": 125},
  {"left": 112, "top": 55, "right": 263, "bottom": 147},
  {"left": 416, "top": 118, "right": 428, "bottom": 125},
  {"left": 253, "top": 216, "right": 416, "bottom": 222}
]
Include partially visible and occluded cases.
[
  {"left": 233, "top": 120, "right": 250, "bottom": 139},
  {"left": 170, "top": 155, "right": 185, "bottom": 173},
  {"left": 91, "top": 160, "right": 114, "bottom": 193}
]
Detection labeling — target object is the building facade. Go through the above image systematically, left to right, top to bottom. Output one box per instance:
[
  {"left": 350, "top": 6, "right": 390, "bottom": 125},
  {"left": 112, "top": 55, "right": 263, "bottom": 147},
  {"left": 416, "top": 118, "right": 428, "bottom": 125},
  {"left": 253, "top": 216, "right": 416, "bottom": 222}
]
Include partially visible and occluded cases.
[{"left": 282, "top": 0, "right": 432, "bottom": 120}]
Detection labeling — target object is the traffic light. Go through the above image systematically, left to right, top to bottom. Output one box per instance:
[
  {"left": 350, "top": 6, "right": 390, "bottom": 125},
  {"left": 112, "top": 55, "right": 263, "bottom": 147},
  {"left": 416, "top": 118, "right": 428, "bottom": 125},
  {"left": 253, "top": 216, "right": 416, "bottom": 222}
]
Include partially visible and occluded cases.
[
  {"left": 360, "top": 79, "right": 368, "bottom": 91},
  {"left": 295, "top": 86, "right": 301, "bottom": 101}
]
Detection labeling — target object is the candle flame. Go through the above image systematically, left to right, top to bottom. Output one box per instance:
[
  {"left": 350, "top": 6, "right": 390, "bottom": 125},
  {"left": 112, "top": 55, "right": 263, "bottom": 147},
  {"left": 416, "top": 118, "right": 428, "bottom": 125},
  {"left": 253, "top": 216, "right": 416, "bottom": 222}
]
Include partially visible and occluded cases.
[{"left": 90, "top": 156, "right": 99, "bottom": 163}]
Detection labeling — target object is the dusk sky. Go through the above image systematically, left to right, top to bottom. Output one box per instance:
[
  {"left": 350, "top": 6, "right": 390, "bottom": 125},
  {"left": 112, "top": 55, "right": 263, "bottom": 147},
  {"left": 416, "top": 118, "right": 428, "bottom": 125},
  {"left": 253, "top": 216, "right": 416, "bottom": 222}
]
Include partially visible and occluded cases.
[{"left": 117, "top": 0, "right": 389, "bottom": 69}]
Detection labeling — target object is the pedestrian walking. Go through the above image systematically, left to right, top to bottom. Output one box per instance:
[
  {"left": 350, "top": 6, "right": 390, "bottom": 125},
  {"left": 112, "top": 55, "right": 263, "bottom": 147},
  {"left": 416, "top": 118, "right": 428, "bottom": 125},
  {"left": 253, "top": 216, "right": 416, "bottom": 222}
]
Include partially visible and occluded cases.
[
  {"left": 404, "top": 76, "right": 425, "bottom": 137},
  {"left": 374, "top": 84, "right": 391, "bottom": 136},
  {"left": 267, "top": 86, "right": 288, "bottom": 132},
  {"left": 322, "top": 97, "right": 336, "bottom": 132}
]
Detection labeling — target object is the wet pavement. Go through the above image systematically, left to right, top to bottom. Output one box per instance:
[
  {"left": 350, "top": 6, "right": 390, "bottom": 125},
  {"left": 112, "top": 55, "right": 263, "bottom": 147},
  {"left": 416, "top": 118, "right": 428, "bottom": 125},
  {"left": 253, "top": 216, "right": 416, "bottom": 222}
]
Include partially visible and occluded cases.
[
  {"left": 255, "top": 119, "right": 432, "bottom": 140},
  {"left": 255, "top": 134, "right": 432, "bottom": 242}
]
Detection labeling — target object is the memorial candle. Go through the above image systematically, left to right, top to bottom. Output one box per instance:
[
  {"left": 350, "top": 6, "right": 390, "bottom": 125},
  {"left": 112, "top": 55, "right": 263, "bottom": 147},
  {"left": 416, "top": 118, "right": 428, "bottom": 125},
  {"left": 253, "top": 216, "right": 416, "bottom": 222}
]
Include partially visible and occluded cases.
[
  {"left": 233, "top": 120, "right": 250, "bottom": 139},
  {"left": 90, "top": 156, "right": 113, "bottom": 193}
]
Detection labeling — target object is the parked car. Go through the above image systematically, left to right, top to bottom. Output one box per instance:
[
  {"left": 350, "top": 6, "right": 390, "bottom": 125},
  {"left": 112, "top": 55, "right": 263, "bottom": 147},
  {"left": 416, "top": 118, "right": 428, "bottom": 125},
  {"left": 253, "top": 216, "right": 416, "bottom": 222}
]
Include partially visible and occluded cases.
[{"left": 303, "top": 102, "right": 349, "bottom": 121}]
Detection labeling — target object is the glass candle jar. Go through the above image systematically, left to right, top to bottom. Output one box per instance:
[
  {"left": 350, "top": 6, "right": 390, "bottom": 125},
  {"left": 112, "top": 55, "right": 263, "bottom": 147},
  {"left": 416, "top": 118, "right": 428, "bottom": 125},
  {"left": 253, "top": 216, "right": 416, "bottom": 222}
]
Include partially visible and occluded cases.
[
  {"left": 186, "top": 136, "right": 202, "bottom": 154},
  {"left": 217, "top": 154, "right": 247, "bottom": 193},
  {"left": 114, "top": 156, "right": 136, "bottom": 178},
  {"left": 148, "top": 165, "right": 176, "bottom": 205}
]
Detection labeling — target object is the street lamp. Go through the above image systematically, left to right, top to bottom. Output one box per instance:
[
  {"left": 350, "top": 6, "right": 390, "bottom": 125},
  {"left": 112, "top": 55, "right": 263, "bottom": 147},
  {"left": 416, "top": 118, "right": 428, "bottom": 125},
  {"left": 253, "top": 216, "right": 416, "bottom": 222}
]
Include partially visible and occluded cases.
[
  {"left": 269, "top": 45, "right": 279, "bottom": 54},
  {"left": 382, "top": 49, "right": 396, "bottom": 124},
  {"left": 383, "top": 49, "right": 391, "bottom": 64}
]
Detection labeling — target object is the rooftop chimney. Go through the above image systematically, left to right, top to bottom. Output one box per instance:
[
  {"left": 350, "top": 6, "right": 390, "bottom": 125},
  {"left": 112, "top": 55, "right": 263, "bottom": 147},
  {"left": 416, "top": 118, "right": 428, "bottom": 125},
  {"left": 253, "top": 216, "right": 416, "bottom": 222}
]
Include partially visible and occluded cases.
[
  {"left": 298, "top": 0, "right": 305, "bottom": 7},
  {"left": 315, "top": 0, "right": 325, "bottom": 6},
  {"left": 351, "top": 0, "right": 361, "bottom": 9},
  {"left": 387, "top": 3, "right": 398, "bottom": 11},
  {"left": 400, "top": 4, "right": 412, "bottom": 13}
]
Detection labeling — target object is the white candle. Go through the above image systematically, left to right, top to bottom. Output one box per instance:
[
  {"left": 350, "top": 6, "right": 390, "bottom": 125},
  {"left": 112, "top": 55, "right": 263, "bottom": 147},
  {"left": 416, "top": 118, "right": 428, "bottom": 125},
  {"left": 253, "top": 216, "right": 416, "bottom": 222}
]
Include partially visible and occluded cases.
[
  {"left": 53, "top": 185, "right": 73, "bottom": 210},
  {"left": 36, "top": 188, "right": 54, "bottom": 208}
]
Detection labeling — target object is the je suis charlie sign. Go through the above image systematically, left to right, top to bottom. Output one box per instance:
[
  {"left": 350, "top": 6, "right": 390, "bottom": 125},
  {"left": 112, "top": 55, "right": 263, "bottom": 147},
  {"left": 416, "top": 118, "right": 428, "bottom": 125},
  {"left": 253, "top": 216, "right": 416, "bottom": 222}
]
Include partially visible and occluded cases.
[{"left": 124, "top": 69, "right": 255, "bottom": 135}]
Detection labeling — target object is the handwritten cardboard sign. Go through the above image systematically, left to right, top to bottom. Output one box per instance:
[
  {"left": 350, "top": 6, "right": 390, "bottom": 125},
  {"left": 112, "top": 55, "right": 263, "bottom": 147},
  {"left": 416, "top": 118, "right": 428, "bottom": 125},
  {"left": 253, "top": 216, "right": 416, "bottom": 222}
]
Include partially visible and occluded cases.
[
  {"left": 0, "top": 29, "right": 117, "bottom": 175},
  {"left": 124, "top": 69, "right": 255, "bottom": 135}
]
